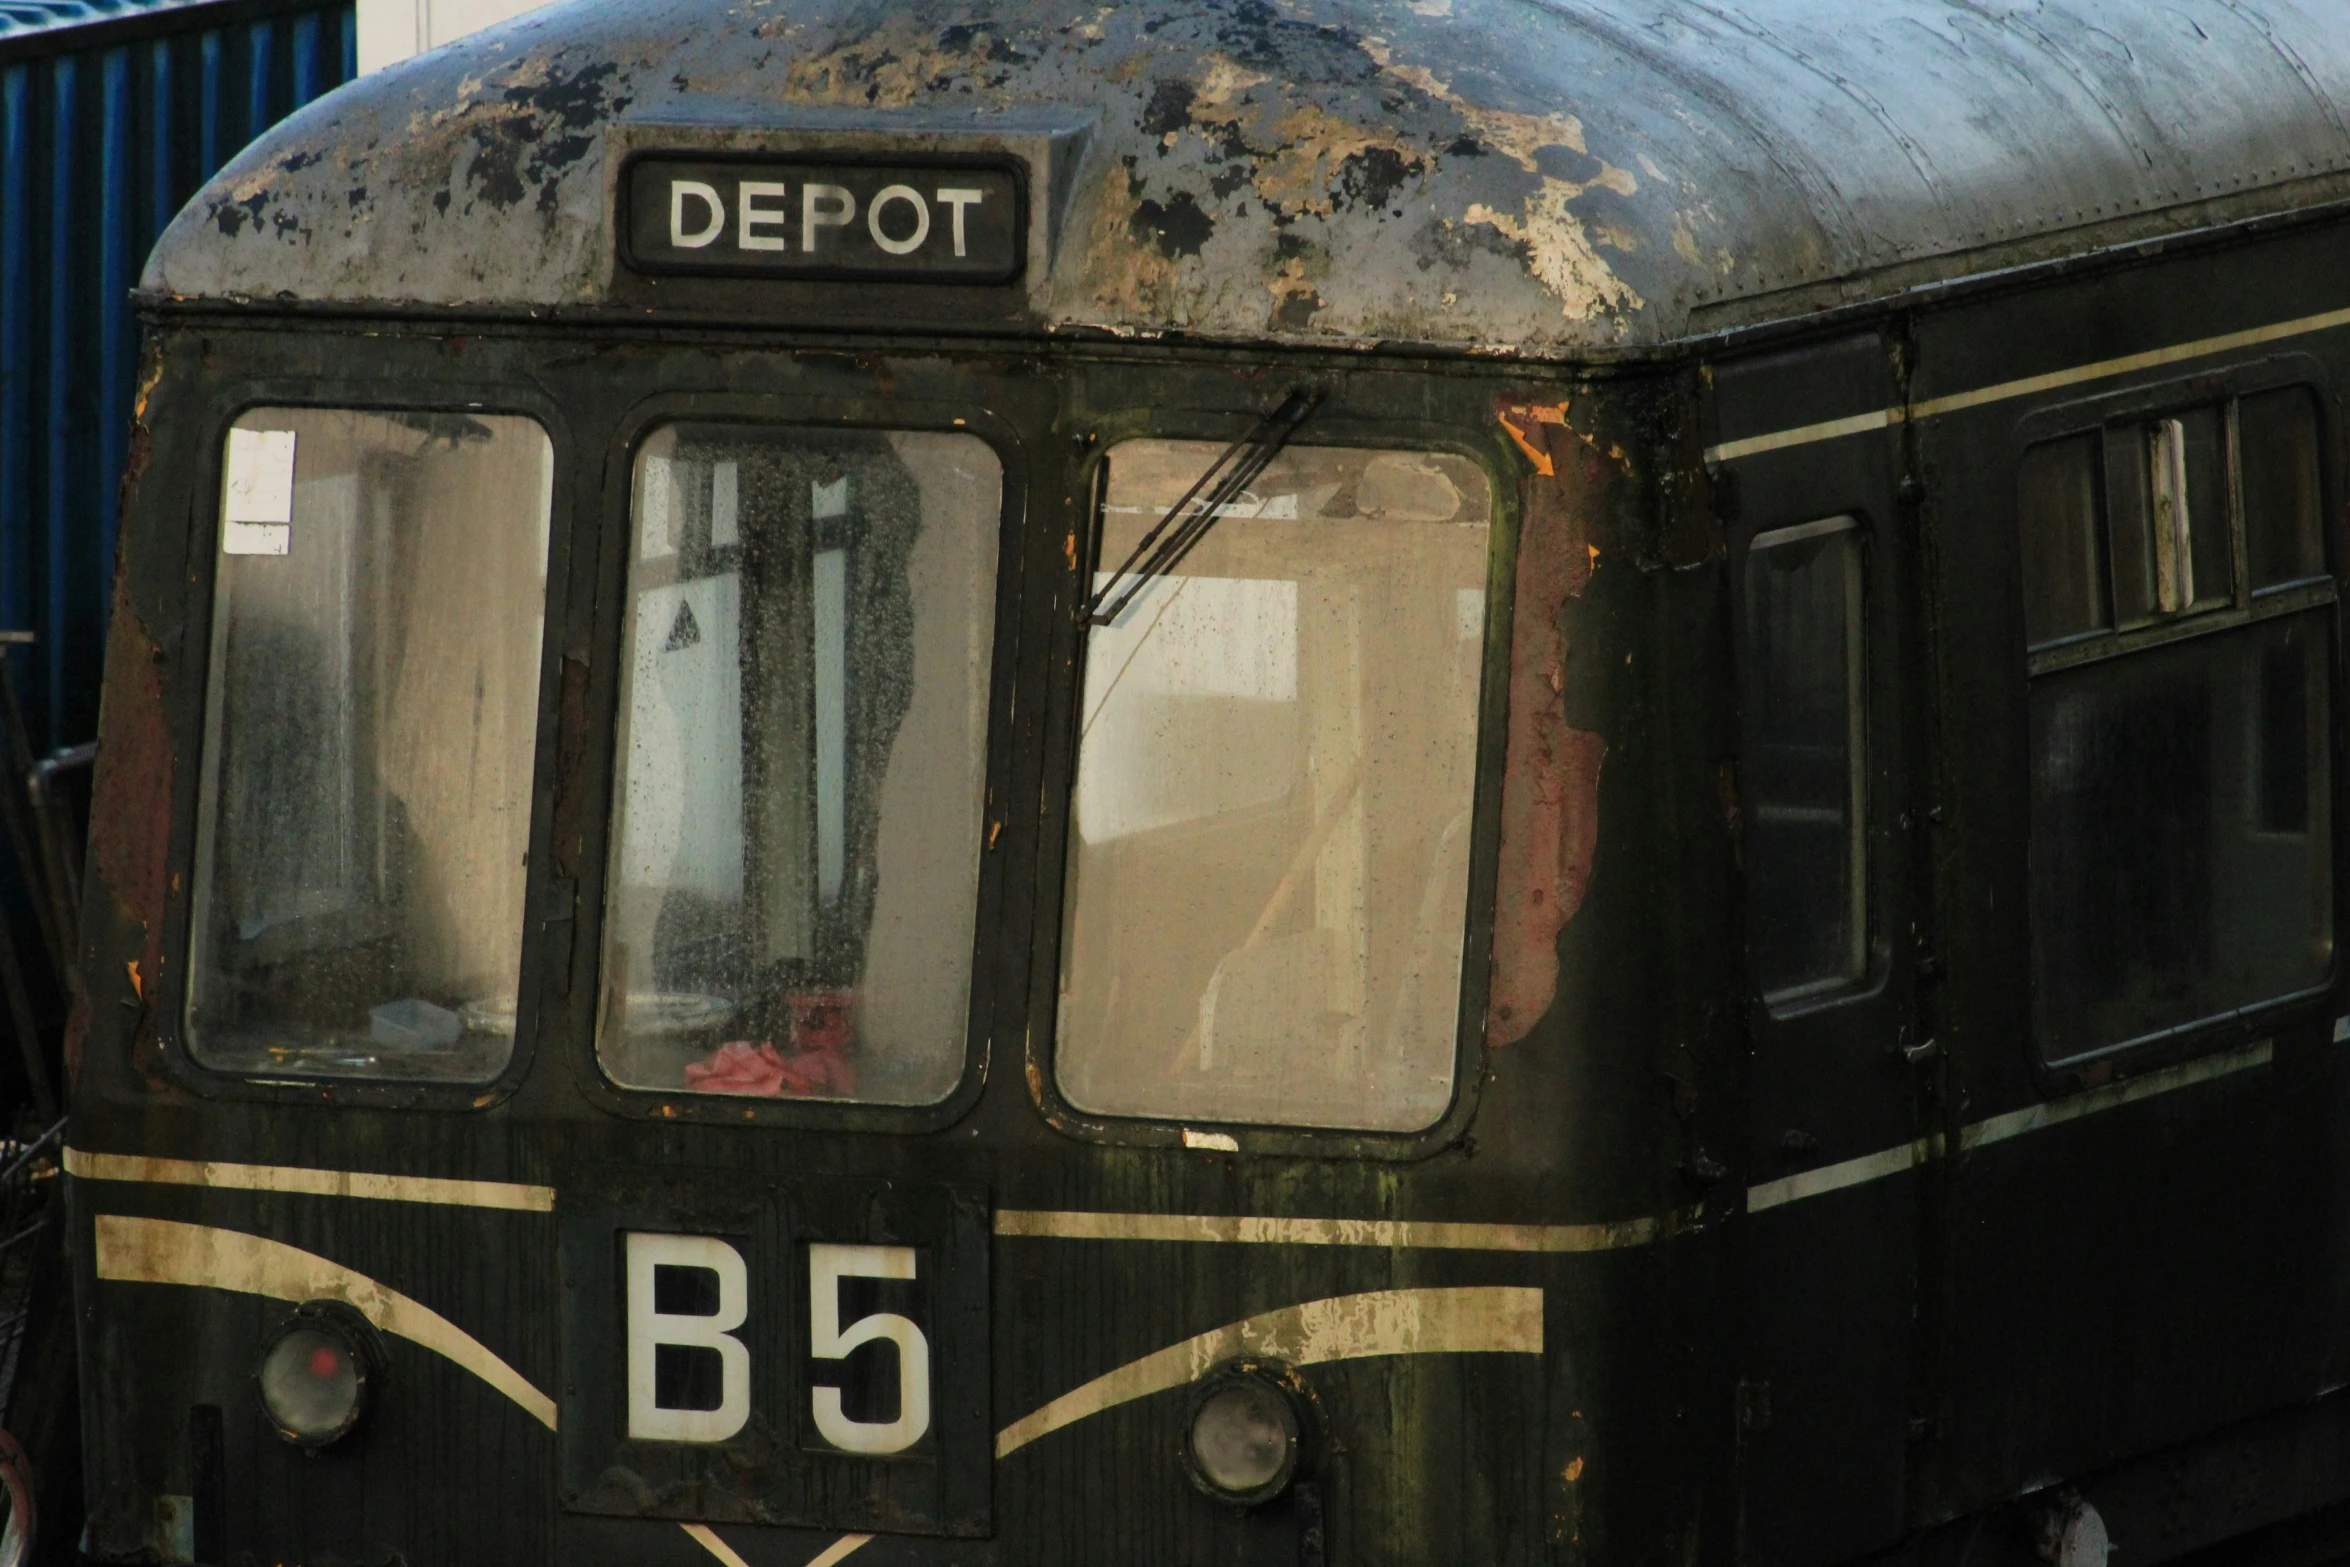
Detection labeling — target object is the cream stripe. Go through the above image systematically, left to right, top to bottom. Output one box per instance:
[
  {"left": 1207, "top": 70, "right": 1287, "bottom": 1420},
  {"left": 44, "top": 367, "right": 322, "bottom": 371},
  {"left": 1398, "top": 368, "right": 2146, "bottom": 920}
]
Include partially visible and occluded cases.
[
  {"left": 1705, "top": 303, "right": 2350, "bottom": 463},
  {"left": 1708, "top": 408, "right": 1905, "bottom": 463},
  {"left": 1747, "top": 1039, "right": 2273, "bottom": 1215},
  {"left": 1958, "top": 1040, "right": 2272, "bottom": 1151},
  {"left": 1744, "top": 1139, "right": 1931, "bottom": 1213},
  {"left": 65, "top": 1148, "right": 554, "bottom": 1213},
  {"left": 993, "top": 1209, "right": 1660, "bottom": 1251},
  {"left": 92, "top": 1215, "right": 557, "bottom": 1430},
  {"left": 995, "top": 1285, "right": 1541, "bottom": 1459},
  {"left": 681, "top": 1525, "right": 753, "bottom": 1567},
  {"left": 804, "top": 1536, "right": 875, "bottom": 1567}
]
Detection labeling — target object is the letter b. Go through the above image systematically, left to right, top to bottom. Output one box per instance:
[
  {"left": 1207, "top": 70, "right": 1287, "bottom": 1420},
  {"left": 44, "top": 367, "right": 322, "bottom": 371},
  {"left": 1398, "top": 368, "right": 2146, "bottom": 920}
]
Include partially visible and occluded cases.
[{"left": 625, "top": 1232, "right": 751, "bottom": 1442}]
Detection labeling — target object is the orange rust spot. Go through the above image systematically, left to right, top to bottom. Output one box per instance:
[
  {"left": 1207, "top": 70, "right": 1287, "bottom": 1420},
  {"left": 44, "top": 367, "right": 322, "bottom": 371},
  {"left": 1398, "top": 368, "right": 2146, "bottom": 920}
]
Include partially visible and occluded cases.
[
  {"left": 1487, "top": 395, "right": 1609, "bottom": 1046},
  {"left": 1496, "top": 407, "right": 1554, "bottom": 476},
  {"left": 1065, "top": 531, "right": 1078, "bottom": 570},
  {"left": 988, "top": 819, "right": 1003, "bottom": 849},
  {"left": 124, "top": 960, "right": 142, "bottom": 1003},
  {"left": 1564, "top": 1457, "right": 1585, "bottom": 1483}
]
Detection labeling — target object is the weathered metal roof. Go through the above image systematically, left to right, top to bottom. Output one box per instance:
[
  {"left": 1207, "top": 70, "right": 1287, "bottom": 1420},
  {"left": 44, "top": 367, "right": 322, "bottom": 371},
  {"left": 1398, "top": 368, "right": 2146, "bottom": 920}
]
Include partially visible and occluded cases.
[{"left": 140, "top": 0, "right": 2350, "bottom": 354}]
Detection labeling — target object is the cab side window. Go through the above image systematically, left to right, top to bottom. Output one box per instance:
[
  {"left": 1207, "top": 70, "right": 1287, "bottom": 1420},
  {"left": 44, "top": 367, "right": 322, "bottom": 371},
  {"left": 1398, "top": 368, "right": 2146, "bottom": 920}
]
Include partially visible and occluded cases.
[{"left": 2020, "top": 387, "right": 2334, "bottom": 1063}]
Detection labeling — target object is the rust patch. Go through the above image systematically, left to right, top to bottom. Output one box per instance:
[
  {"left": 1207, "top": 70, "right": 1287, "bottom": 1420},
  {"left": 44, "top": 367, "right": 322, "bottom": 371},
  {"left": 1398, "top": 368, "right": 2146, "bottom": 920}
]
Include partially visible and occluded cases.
[
  {"left": 1253, "top": 103, "right": 1418, "bottom": 217},
  {"left": 1083, "top": 162, "right": 1179, "bottom": 314},
  {"left": 1488, "top": 401, "right": 1609, "bottom": 1047},
  {"left": 1497, "top": 402, "right": 1568, "bottom": 474},
  {"left": 88, "top": 580, "right": 175, "bottom": 1036}
]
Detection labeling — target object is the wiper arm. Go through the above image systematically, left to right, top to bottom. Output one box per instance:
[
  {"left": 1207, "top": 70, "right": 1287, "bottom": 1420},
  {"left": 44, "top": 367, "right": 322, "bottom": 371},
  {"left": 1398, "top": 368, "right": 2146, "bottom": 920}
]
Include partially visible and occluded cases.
[{"left": 1081, "top": 386, "right": 1323, "bottom": 627}]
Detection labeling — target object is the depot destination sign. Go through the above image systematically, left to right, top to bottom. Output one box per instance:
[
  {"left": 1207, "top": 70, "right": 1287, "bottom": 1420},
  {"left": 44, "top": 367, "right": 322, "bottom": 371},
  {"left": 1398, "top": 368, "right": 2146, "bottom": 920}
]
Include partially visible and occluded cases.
[{"left": 623, "top": 157, "right": 1024, "bottom": 283}]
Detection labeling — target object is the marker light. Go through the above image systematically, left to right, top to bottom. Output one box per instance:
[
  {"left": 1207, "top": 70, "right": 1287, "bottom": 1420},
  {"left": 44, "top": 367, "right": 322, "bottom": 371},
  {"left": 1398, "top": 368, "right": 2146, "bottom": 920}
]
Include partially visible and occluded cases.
[
  {"left": 255, "top": 1302, "right": 379, "bottom": 1449},
  {"left": 1181, "top": 1363, "right": 1304, "bottom": 1506}
]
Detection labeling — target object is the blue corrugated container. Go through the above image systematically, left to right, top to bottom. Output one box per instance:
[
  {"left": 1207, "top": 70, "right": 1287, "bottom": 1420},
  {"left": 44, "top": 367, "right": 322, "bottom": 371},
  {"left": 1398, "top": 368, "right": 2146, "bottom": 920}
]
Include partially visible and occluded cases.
[{"left": 0, "top": 0, "right": 354, "bottom": 754}]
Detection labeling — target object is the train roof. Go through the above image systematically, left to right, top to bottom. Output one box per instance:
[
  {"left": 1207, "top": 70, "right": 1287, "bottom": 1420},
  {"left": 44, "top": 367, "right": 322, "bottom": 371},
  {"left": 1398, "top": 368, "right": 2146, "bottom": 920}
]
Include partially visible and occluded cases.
[{"left": 143, "top": 0, "right": 2350, "bottom": 357}]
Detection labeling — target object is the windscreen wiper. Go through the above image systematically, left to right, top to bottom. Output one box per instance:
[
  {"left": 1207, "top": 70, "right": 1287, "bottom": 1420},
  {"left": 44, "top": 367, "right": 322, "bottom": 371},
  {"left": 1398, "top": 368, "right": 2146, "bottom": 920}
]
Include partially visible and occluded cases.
[{"left": 1081, "top": 385, "right": 1324, "bottom": 627}]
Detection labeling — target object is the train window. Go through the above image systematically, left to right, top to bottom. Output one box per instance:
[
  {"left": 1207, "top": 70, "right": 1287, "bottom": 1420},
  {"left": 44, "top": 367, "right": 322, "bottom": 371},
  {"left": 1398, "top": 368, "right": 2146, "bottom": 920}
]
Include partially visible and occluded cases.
[
  {"left": 2241, "top": 387, "right": 2326, "bottom": 589},
  {"left": 2021, "top": 390, "right": 2335, "bottom": 1062},
  {"left": 2109, "top": 407, "right": 2233, "bottom": 624},
  {"left": 186, "top": 409, "right": 552, "bottom": 1082},
  {"left": 597, "top": 424, "right": 998, "bottom": 1105},
  {"left": 2019, "top": 435, "right": 2109, "bottom": 646},
  {"left": 1056, "top": 441, "right": 1491, "bottom": 1132},
  {"left": 1740, "top": 517, "right": 1867, "bottom": 1004},
  {"left": 2029, "top": 615, "right": 2332, "bottom": 1056}
]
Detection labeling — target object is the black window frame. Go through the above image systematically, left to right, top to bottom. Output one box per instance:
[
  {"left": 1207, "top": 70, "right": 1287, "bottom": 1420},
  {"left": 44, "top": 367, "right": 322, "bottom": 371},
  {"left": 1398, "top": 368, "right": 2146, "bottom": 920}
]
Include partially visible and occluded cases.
[
  {"left": 2013, "top": 357, "right": 2342, "bottom": 1070},
  {"left": 1020, "top": 367, "right": 1520, "bottom": 1162},
  {"left": 149, "top": 368, "right": 582, "bottom": 1116},
  {"left": 1737, "top": 512, "right": 1874, "bottom": 1012}
]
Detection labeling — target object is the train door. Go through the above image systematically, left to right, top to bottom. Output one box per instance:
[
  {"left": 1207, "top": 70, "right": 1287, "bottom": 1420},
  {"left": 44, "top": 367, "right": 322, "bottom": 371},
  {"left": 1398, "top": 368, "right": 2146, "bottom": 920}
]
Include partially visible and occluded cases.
[
  {"left": 1906, "top": 222, "right": 2350, "bottom": 1532},
  {"left": 1708, "top": 329, "right": 1930, "bottom": 1567}
]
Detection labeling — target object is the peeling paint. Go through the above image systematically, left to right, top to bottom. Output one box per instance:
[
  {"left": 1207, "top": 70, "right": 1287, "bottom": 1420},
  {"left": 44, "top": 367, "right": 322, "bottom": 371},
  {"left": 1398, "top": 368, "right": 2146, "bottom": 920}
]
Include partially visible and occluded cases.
[
  {"left": 142, "top": 0, "right": 2350, "bottom": 354},
  {"left": 1360, "top": 37, "right": 1592, "bottom": 173},
  {"left": 1253, "top": 103, "right": 1422, "bottom": 216},
  {"left": 1084, "top": 162, "right": 1180, "bottom": 313},
  {"left": 1467, "top": 181, "right": 1645, "bottom": 321},
  {"left": 1488, "top": 401, "right": 1609, "bottom": 1047},
  {"left": 88, "top": 586, "right": 173, "bottom": 1019}
]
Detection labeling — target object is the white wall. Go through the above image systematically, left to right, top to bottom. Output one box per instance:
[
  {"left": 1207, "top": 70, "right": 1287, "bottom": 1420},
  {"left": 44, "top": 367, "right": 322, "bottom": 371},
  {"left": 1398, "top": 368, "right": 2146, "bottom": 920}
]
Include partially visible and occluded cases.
[{"left": 357, "top": 0, "right": 556, "bottom": 73}]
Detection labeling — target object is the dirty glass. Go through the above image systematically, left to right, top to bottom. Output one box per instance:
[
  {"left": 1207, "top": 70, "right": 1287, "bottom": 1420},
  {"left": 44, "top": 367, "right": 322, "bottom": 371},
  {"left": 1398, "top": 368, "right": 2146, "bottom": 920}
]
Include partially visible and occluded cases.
[
  {"left": 2241, "top": 387, "right": 2325, "bottom": 590},
  {"left": 187, "top": 409, "right": 552, "bottom": 1081},
  {"left": 598, "top": 425, "right": 998, "bottom": 1106},
  {"left": 2018, "top": 434, "right": 2108, "bottom": 647},
  {"left": 1056, "top": 440, "right": 1491, "bottom": 1132},
  {"left": 1741, "top": 517, "right": 1866, "bottom": 1005},
  {"left": 2028, "top": 612, "right": 2332, "bottom": 1061}
]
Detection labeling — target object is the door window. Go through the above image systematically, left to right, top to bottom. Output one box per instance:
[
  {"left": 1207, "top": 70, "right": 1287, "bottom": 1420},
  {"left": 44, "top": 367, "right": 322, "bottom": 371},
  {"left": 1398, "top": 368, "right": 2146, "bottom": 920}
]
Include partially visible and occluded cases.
[
  {"left": 187, "top": 409, "right": 552, "bottom": 1081},
  {"left": 597, "top": 425, "right": 1000, "bottom": 1105},
  {"left": 1055, "top": 440, "right": 1491, "bottom": 1132},
  {"left": 1740, "top": 517, "right": 1868, "bottom": 1005}
]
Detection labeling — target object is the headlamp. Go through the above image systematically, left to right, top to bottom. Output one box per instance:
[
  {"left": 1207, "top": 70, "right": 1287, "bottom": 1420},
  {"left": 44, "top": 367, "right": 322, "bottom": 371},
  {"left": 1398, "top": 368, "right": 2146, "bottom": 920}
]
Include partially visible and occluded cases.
[
  {"left": 255, "top": 1301, "right": 381, "bottom": 1449},
  {"left": 1180, "top": 1361, "right": 1306, "bottom": 1506}
]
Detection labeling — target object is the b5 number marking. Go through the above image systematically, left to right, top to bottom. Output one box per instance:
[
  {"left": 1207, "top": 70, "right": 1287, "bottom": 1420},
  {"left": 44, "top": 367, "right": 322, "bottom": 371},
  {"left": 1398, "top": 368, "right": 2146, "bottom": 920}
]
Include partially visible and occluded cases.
[
  {"left": 623, "top": 1232, "right": 932, "bottom": 1454},
  {"left": 810, "top": 1243, "right": 932, "bottom": 1454}
]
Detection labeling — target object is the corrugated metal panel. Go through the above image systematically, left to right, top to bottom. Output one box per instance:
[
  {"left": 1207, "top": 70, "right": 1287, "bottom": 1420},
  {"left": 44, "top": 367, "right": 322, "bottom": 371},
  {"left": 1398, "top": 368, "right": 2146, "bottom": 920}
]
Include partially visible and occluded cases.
[{"left": 0, "top": 0, "right": 351, "bottom": 753}]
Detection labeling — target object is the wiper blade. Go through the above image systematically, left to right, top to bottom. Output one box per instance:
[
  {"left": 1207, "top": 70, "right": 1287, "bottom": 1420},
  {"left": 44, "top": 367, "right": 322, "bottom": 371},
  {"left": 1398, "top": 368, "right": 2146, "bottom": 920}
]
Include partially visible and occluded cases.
[{"left": 1081, "top": 386, "right": 1323, "bottom": 627}]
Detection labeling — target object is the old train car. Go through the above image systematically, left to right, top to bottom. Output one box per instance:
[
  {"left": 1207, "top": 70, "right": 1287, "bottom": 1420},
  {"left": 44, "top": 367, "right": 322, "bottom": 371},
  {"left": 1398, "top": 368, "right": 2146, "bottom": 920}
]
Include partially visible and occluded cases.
[{"left": 54, "top": 0, "right": 2350, "bottom": 1563}]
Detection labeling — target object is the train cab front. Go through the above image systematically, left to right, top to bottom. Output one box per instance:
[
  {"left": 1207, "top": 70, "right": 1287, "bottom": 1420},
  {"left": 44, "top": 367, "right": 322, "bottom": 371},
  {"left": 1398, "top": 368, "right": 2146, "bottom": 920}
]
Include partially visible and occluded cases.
[{"left": 63, "top": 6, "right": 1737, "bottom": 1565}]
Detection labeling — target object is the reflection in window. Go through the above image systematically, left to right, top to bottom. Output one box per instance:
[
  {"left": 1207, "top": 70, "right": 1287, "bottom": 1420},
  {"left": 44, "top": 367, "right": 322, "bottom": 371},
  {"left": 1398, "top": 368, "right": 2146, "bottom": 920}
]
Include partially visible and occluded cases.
[
  {"left": 2020, "top": 386, "right": 2335, "bottom": 1062},
  {"left": 2241, "top": 387, "right": 2325, "bottom": 589},
  {"left": 187, "top": 409, "right": 551, "bottom": 1081},
  {"left": 598, "top": 426, "right": 998, "bottom": 1105},
  {"left": 2019, "top": 435, "right": 2108, "bottom": 647},
  {"left": 1057, "top": 442, "right": 1491, "bottom": 1132},
  {"left": 1740, "top": 517, "right": 1866, "bottom": 1004},
  {"left": 2029, "top": 614, "right": 2331, "bottom": 1058}
]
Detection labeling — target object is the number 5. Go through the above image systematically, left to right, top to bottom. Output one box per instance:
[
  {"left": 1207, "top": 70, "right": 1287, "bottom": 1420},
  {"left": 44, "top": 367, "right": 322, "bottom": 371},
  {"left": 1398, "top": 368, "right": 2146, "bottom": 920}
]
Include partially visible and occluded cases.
[{"left": 808, "top": 1243, "right": 931, "bottom": 1454}]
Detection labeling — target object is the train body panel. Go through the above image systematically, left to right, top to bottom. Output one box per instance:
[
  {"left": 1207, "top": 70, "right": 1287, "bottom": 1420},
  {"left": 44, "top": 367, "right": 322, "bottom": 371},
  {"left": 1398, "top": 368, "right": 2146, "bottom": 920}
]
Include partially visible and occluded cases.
[{"left": 57, "top": 1, "right": 2350, "bottom": 1564}]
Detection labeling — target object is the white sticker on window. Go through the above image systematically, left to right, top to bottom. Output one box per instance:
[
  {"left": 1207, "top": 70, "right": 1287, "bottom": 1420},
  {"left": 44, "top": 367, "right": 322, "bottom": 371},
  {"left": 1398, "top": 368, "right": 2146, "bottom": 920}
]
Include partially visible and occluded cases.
[
  {"left": 222, "top": 428, "right": 295, "bottom": 555},
  {"left": 640, "top": 454, "right": 677, "bottom": 561},
  {"left": 710, "top": 460, "right": 740, "bottom": 548}
]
